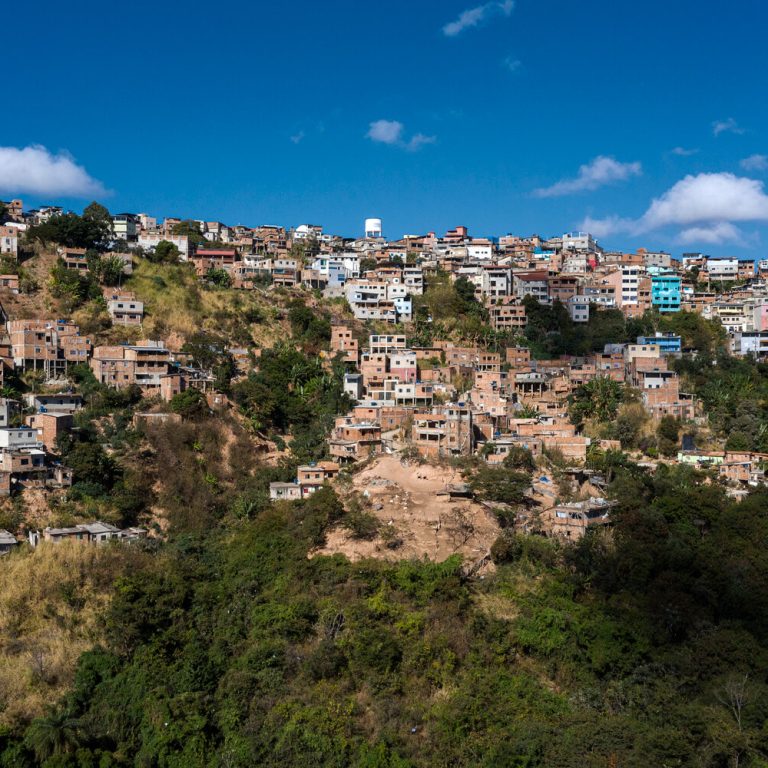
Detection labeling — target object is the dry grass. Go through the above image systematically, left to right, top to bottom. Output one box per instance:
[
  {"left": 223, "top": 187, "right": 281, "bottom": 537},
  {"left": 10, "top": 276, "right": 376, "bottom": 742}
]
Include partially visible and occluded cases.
[
  {"left": 0, "top": 249, "right": 58, "bottom": 319},
  {"left": 125, "top": 260, "right": 285, "bottom": 345},
  {"left": 0, "top": 541, "right": 145, "bottom": 727},
  {"left": 473, "top": 592, "right": 520, "bottom": 622}
]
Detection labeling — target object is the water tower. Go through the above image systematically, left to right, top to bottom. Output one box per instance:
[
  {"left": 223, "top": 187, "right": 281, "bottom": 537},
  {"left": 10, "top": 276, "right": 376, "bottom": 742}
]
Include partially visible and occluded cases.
[{"left": 365, "top": 217, "right": 382, "bottom": 239}]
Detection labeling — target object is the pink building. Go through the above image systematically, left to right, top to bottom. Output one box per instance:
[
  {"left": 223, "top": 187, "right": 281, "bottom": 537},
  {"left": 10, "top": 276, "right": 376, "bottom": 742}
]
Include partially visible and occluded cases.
[{"left": 388, "top": 351, "right": 417, "bottom": 383}]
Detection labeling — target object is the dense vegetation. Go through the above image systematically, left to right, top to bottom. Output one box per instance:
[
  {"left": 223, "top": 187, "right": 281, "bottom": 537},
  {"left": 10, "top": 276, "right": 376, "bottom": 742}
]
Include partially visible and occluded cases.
[
  {"left": 26, "top": 203, "right": 114, "bottom": 252},
  {"left": 523, "top": 299, "right": 727, "bottom": 358},
  {"left": 233, "top": 343, "right": 350, "bottom": 463},
  {"left": 675, "top": 352, "right": 768, "bottom": 452},
  {"left": 1, "top": 463, "right": 768, "bottom": 766}
]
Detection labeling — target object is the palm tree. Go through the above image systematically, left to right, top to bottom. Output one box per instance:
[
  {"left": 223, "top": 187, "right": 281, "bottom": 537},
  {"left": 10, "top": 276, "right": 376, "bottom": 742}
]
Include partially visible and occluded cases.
[
  {"left": 570, "top": 376, "right": 622, "bottom": 424},
  {"left": 24, "top": 708, "right": 82, "bottom": 762}
]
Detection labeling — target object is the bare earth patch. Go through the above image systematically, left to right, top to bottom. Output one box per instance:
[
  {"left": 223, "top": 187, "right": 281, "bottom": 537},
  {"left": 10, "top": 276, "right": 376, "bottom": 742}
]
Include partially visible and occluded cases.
[{"left": 314, "top": 454, "right": 500, "bottom": 572}]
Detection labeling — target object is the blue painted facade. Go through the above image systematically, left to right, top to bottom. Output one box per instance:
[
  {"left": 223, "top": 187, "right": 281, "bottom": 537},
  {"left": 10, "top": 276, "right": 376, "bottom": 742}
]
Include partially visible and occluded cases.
[
  {"left": 651, "top": 274, "right": 682, "bottom": 312},
  {"left": 637, "top": 333, "right": 682, "bottom": 354}
]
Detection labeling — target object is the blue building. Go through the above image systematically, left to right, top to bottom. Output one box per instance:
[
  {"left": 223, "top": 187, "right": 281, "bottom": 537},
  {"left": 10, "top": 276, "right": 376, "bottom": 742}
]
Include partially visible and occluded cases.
[
  {"left": 651, "top": 274, "right": 682, "bottom": 312},
  {"left": 637, "top": 333, "right": 682, "bottom": 355}
]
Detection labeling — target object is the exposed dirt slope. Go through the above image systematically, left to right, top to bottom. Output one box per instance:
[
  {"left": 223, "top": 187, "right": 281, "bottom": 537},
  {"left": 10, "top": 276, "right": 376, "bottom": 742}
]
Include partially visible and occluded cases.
[{"left": 316, "top": 454, "right": 500, "bottom": 571}]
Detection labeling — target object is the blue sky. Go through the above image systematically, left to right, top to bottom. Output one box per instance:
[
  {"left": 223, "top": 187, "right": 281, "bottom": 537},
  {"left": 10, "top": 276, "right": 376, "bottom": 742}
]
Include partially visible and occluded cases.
[{"left": 3, "top": 0, "right": 768, "bottom": 255}]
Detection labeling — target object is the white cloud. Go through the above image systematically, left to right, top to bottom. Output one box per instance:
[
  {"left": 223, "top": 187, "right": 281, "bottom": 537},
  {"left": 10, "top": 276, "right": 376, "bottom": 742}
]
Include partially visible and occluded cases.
[
  {"left": 442, "top": 0, "right": 514, "bottom": 37},
  {"left": 503, "top": 56, "right": 521, "bottom": 73},
  {"left": 713, "top": 117, "right": 745, "bottom": 136},
  {"left": 367, "top": 119, "right": 404, "bottom": 145},
  {"left": 366, "top": 120, "right": 435, "bottom": 152},
  {"left": 290, "top": 131, "right": 305, "bottom": 145},
  {"left": 405, "top": 133, "right": 436, "bottom": 152},
  {"left": 0, "top": 144, "right": 106, "bottom": 198},
  {"left": 671, "top": 146, "right": 698, "bottom": 156},
  {"left": 740, "top": 154, "right": 768, "bottom": 172},
  {"left": 533, "top": 156, "right": 642, "bottom": 198},
  {"left": 582, "top": 172, "right": 768, "bottom": 244},
  {"left": 640, "top": 173, "right": 768, "bottom": 229},
  {"left": 677, "top": 222, "right": 743, "bottom": 245}
]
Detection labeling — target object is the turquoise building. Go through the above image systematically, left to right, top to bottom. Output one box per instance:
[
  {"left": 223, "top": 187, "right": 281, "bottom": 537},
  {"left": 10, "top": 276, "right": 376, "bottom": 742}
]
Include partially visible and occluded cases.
[{"left": 651, "top": 274, "right": 682, "bottom": 312}]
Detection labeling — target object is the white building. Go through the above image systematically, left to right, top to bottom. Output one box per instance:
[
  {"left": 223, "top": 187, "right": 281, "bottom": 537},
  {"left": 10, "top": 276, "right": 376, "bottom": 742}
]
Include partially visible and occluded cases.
[
  {"left": 137, "top": 213, "right": 157, "bottom": 231},
  {"left": 112, "top": 214, "right": 138, "bottom": 241},
  {"left": 293, "top": 224, "right": 323, "bottom": 240},
  {"left": 0, "top": 226, "right": 18, "bottom": 257},
  {"left": 562, "top": 232, "right": 599, "bottom": 252},
  {"left": 137, "top": 233, "right": 190, "bottom": 260},
  {"left": 467, "top": 241, "right": 493, "bottom": 260},
  {"left": 706, "top": 257, "right": 739, "bottom": 279},
  {"left": 481, "top": 266, "right": 513, "bottom": 298},
  {"left": 617, "top": 266, "right": 644, "bottom": 307},
  {"left": 403, "top": 267, "right": 424, "bottom": 295},
  {"left": 568, "top": 295, "right": 590, "bottom": 323},
  {"left": 392, "top": 296, "right": 412, "bottom": 322},
  {"left": 731, "top": 331, "right": 768, "bottom": 358},
  {"left": 343, "top": 373, "right": 364, "bottom": 400},
  {"left": 0, "top": 427, "right": 42, "bottom": 450}
]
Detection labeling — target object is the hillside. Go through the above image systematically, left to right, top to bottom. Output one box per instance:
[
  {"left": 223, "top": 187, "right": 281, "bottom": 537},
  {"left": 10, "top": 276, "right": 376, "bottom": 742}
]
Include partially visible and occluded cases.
[
  {"left": 0, "top": 224, "right": 766, "bottom": 767},
  {"left": 3, "top": 250, "right": 293, "bottom": 350},
  {"left": 121, "top": 260, "right": 285, "bottom": 347},
  {"left": 0, "top": 541, "right": 149, "bottom": 728}
]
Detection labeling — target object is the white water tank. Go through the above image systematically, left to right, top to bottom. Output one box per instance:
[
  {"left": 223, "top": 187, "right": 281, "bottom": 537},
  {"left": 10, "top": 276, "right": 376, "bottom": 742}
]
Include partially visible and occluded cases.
[{"left": 365, "top": 217, "right": 382, "bottom": 239}]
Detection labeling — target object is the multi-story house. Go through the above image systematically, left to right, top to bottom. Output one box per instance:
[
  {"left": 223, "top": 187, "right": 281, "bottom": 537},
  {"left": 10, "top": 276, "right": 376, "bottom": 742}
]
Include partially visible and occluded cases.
[
  {"left": 112, "top": 213, "right": 139, "bottom": 241},
  {"left": 0, "top": 226, "right": 18, "bottom": 258},
  {"left": 561, "top": 232, "right": 599, "bottom": 252},
  {"left": 705, "top": 257, "right": 739, "bottom": 281},
  {"left": 605, "top": 265, "right": 644, "bottom": 310},
  {"left": 480, "top": 266, "right": 512, "bottom": 298},
  {"left": 513, "top": 271, "right": 550, "bottom": 304},
  {"left": 651, "top": 274, "right": 682, "bottom": 313},
  {"left": 548, "top": 275, "right": 580, "bottom": 304},
  {"left": 104, "top": 290, "right": 144, "bottom": 325},
  {"left": 568, "top": 295, "right": 590, "bottom": 323},
  {"left": 487, "top": 297, "right": 527, "bottom": 331},
  {"left": 7, "top": 320, "right": 91, "bottom": 376},
  {"left": 330, "top": 326, "right": 359, "bottom": 364},
  {"left": 731, "top": 331, "right": 768, "bottom": 358},
  {"left": 636, "top": 333, "right": 682, "bottom": 355},
  {"left": 90, "top": 341, "right": 171, "bottom": 393},
  {"left": 328, "top": 417, "right": 383, "bottom": 461}
]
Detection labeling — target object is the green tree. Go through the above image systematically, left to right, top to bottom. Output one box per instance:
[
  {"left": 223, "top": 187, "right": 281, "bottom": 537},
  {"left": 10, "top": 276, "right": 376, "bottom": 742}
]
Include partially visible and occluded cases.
[
  {"left": 82, "top": 201, "right": 113, "bottom": 248},
  {"left": 27, "top": 212, "right": 108, "bottom": 250},
  {"left": 172, "top": 220, "right": 206, "bottom": 246},
  {"left": 149, "top": 240, "right": 181, "bottom": 263},
  {"left": 97, "top": 254, "right": 127, "bottom": 286},
  {"left": 48, "top": 259, "right": 100, "bottom": 312},
  {"left": 205, "top": 267, "right": 232, "bottom": 288},
  {"left": 288, "top": 299, "right": 331, "bottom": 353},
  {"left": 181, "top": 332, "right": 235, "bottom": 391},
  {"left": 569, "top": 377, "right": 623, "bottom": 427},
  {"left": 170, "top": 388, "right": 209, "bottom": 419},
  {"left": 614, "top": 403, "right": 647, "bottom": 449},
  {"left": 657, "top": 415, "right": 681, "bottom": 457},
  {"left": 65, "top": 442, "right": 118, "bottom": 495},
  {"left": 502, "top": 446, "right": 536, "bottom": 473},
  {"left": 467, "top": 464, "right": 531, "bottom": 514}
]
